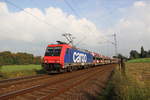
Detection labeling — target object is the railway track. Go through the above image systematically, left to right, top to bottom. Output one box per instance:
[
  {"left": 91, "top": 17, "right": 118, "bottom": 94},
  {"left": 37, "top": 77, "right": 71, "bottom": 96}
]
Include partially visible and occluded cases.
[
  {"left": 0, "top": 64, "right": 116, "bottom": 100},
  {"left": 0, "top": 74, "right": 49, "bottom": 87},
  {"left": 0, "top": 74, "right": 45, "bottom": 84}
]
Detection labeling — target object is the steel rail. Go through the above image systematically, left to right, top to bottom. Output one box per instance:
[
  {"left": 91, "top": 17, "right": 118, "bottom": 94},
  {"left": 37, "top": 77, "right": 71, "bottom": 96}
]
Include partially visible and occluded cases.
[
  {"left": 0, "top": 74, "right": 45, "bottom": 84},
  {"left": 0, "top": 74, "right": 49, "bottom": 88}
]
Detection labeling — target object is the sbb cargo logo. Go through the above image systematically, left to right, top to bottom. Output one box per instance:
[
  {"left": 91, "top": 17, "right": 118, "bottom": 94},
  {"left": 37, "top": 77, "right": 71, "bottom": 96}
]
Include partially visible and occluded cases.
[{"left": 73, "top": 52, "right": 87, "bottom": 63}]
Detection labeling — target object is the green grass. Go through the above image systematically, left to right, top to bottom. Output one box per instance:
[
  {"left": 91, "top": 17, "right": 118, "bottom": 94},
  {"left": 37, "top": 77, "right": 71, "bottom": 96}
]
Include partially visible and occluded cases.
[
  {"left": 128, "top": 58, "right": 150, "bottom": 63},
  {"left": 98, "top": 63, "right": 150, "bottom": 100},
  {"left": 0, "top": 65, "right": 45, "bottom": 79},
  {"left": 0, "top": 65, "right": 42, "bottom": 72}
]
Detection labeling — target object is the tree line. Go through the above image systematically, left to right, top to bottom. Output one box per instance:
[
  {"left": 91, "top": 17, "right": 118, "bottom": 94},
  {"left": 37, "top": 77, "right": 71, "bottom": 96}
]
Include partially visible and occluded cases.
[
  {"left": 130, "top": 46, "right": 150, "bottom": 59},
  {"left": 0, "top": 51, "right": 42, "bottom": 66}
]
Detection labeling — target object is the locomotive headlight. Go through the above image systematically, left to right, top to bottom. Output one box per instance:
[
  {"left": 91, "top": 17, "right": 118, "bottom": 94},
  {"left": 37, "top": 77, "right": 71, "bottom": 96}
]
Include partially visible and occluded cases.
[
  {"left": 44, "top": 60, "right": 48, "bottom": 63},
  {"left": 56, "top": 60, "right": 60, "bottom": 63}
]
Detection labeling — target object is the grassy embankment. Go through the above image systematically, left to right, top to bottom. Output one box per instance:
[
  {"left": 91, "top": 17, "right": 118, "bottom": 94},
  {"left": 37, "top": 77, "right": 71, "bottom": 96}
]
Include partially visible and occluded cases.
[
  {"left": 98, "top": 59, "right": 150, "bottom": 100},
  {"left": 0, "top": 65, "right": 45, "bottom": 80}
]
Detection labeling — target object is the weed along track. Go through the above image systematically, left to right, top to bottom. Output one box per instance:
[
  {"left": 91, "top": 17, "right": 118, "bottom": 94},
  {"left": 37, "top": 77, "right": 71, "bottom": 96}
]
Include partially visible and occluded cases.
[{"left": 0, "top": 64, "right": 116, "bottom": 100}]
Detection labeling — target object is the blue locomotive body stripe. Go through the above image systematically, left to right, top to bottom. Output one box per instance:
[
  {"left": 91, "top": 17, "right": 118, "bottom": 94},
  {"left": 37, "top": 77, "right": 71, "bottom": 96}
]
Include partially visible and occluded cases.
[{"left": 64, "top": 48, "right": 93, "bottom": 63}]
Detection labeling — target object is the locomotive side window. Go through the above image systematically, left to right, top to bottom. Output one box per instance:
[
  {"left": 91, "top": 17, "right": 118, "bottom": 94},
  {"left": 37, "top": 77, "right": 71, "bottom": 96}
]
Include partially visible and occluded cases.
[{"left": 45, "top": 46, "right": 62, "bottom": 56}]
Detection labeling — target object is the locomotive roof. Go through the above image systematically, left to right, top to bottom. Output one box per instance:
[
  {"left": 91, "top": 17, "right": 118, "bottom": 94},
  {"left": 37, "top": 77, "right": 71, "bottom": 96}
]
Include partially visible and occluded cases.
[
  {"left": 47, "top": 43, "right": 111, "bottom": 59},
  {"left": 47, "top": 44, "right": 91, "bottom": 53},
  {"left": 48, "top": 44, "right": 71, "bottom": 47}
]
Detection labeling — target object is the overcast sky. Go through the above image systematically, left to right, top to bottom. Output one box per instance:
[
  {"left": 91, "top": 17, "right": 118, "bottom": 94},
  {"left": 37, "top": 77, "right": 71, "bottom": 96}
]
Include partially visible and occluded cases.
[{"left": 0, "top": 0, "right": 149, "bottom": 57}]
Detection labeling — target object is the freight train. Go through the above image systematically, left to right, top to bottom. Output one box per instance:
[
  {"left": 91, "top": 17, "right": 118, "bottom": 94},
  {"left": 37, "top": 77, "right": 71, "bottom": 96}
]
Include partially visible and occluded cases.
[{"left": 42, "top": 41, "right": 118, "bottom": 73}]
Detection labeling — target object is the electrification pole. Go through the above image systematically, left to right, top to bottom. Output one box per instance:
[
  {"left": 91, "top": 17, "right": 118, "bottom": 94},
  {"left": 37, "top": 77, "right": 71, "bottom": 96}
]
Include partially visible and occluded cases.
[{"left": 113, "top": 33, "right": 118, "bottom": 56}]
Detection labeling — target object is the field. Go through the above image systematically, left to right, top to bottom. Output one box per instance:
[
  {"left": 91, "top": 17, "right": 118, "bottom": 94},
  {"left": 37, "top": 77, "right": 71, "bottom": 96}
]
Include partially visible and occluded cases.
[
  {"left": 128, "top": 58, "right": 150, "bottom": 63},
  {"left": 99, "top": 62, "right": 150, "bottom": 100},
  {"left": 0, "top": 65, "right": 44, "bottom": 79},
  {"left": 0, "top": 65, "right": 42, "bottom": 72}
]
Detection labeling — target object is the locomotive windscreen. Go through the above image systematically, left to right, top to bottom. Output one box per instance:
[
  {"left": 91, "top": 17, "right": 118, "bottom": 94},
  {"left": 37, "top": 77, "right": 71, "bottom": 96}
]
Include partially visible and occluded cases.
[{"left": 45, "top": 46, "right": 62, "bottom": 56}]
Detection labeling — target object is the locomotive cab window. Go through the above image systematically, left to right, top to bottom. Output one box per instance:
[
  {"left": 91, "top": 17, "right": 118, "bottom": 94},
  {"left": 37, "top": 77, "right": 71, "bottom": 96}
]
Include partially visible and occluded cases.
[
  {"left": 45, "top": 46, "right": 62, "bottom": 56},
  {"left": 93, "top": 57, "right": 96, "bottom": 60}
]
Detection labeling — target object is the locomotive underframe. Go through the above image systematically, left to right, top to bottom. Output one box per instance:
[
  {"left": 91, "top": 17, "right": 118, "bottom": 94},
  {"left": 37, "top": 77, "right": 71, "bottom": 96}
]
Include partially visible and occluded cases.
[{"left": 42, "top": 63, "right": 62, "bottom": 73}]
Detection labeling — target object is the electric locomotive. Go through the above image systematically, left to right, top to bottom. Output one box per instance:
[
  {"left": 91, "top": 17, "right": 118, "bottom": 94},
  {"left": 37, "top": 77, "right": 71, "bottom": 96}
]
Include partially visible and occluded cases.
[{"left": 42, "top": 41, "right": 93, "bottom": 73}]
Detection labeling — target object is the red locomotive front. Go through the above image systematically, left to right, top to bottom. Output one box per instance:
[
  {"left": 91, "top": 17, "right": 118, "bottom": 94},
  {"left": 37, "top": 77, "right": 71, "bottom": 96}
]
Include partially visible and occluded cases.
[{"left": 42, "top": 44, "right": 71, "bottom": 73}]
